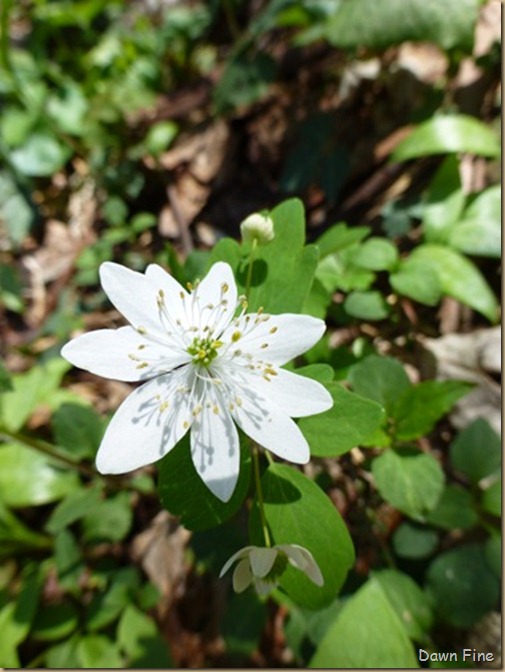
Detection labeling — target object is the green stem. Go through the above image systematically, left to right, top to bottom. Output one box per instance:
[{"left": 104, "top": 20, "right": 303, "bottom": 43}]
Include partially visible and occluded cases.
[
  {"left": 0, "top": 0, "right": 13, "bottom": 74},
  {"left": 222, "top": 0, "right": 241, "bottom": 42},
  {"left": 244, "top": 237, "right": 258, "bottom": 299},
  {"left": 0, "top": 428, "right": 97, "bottom": 478},
  {"left": 1, "top": 428, "right": 150, "bottom": 492},
  {"left": 252, "top": 443, "right": 271, "bottom": 547}
]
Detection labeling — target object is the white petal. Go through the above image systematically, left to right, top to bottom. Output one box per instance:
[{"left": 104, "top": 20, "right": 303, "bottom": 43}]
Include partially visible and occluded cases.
[
  {"left": 99, "top": 262, "right": 165, "bottom": 336},
  {"left": 193, "top": 262, "right": 237, "bottom": 335},
  {"left": 144, "top": 264, "right": 190, "bottom": 330},
  {"left": 222, "top": 313, "right": 326, "bottom": 365},
  {"left": 61, "top": 326, "right": 190, "bottom": 382},
  {"left": 241, "top": 368, "right": 333, "bottom": 418},
  {"left": 96, "top": 369, "right": 193, "bottom": 474},
  {"left": 190, "top": 387, "right": 240, "bottom": 503},
  {"left": 231, "top": 391, "right": 310, "bottom": 463},
  {"left": 278, "top": 544, "right": 324, "bottom": 586},
  {"left": 219, "top": 546, "right": 256, "bottom": 578},
  {"left": 250, "top": 547, "right": 278, "bottom": 578},
  {"left": 233, "top": 558, "right": 253, "bottom": 593},
  {"left": 254, "top": 578, "right": 276, "bottom": 596}
]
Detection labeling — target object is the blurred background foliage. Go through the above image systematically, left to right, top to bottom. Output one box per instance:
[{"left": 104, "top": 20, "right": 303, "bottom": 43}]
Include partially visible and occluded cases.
[{"left": 0, "top": 0, "right": 501, "bottom": 667}]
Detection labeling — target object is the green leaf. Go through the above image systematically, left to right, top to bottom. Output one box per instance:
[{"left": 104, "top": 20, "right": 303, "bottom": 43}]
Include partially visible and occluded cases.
[
  {"left": 33, "top": 0, "right": 105, "bottom": 27},
  {"left": 324, "top": 0, "right": 478, "bottom": 51},
  {"left": 214, "top": 53, "right": 276, "bottom": 113},
  {"left": 47, "top": 84, "right": 89, "bottom": 135},
  {"left": 0, "top": 106, "right": 37, "bottom": 147},
  {"left": 392, "top": 115, "right": 500, "bottom": 161},
  {"left": 144, "top": 121, "right": 179, "bottom": 156},
  {"left": 10, "top": 132, "right": 72, "bottom": 177},
  {"left": 421, "top": 155, "right": 466, "bottom": 243},
  {"left": 0, "top": 170, "right": 37, "bottom": 248},
  {"left": 448, "top": 185, "right": 501, "bottom": 257},
  {"left": 103, "top": 196, "right": 128, "bottom": 227},
  {"left": 211, "top": 199, "right": 319, "bottom": 314},
  {"left": 252, "top": 199, "right": 319, "bottom": 313},
  {"left": 131, "top": 212, "right": 157, "bottom": 234},
  {"left": 315, "top": 222, "right": 370, "bottom": 258},
  {"left": 352, "top": 238, "right": 399, "bottom": 271},
  {"left": 409, "top": 244, "right": 498, "bottom": 321},
  {"left": 316, "top": 251, "right": 375, "bottom": 293},
  {"left": 390, "top": 258, "right": 442, "bottom": 306},
  {"left": 0, "top": 264, "right": 25, "bottom": 313},
  {"left": 302, "top": 276, "right": 333, "bottom": 318},
  {"left": 343, "top": 291, "right": 390, "bottom": 320},
  {"left": 348, "top": 355, "right": 411, "bottom": 413},
  {"left": 0, "top": 358, "right": 72, "bottom": 432},
  {"left": 0, "top": 360, "right": 13, "bottom": 392},
  {"left": 295, "top": 363, "right": 335, "bottom": 384},
  {"left": 392, "top": 380, "right": 472, "bottom": 440},
  {"left": 299, "top": 383, "right": 385, "bottom": 457},
  {"left": 52, "top": 403, "right": 105, "bottom": 459},
  {"left": 450, "top": 418, "right": 501, "bottom": 485},
  {"left": 158, "top": 434, "right": 251, "bottom": 531},
  {"left": 0, "top": 443, "right": 80, "bottom": 507},
  {"left": 372, "top": 449, "right": 444, "bottom": 520},
  {"left": 250, "top": 464, "right": 354, "bottom": 609},
  {"left": 481, "top": 476, "right": 501, "bottom": 517},
  {"left": 426, "top": 485, "right": 478, "bottom": 530},
  {"left": 46, "top": 486, "right": 103, "bottom": 534},
  {"left": 82, "top": 492, "right": 133, "bottom": 543},
  {"left": 0, "top": 500, "right": 51, "bottom": 557},
  {"left": 393, "top": 522, "right": 438, "bottom": 560},
  {"left": 54, "top": 529, "right": 82, "bottom": 579},
  {"left": 484, "top": 535, "right": 501, "bottom": 579},
  {"left": 426, "top": 544, "right": 499, "bottom": 628},
  {"left": 0, "top": 567, "right": 41, "bottom": 664},
  {"left": 372, "top": 569, "right": 434, "bottom": 642},
  {"left": 86, "top": 574, "right": 135, "bottom": 632},
  {"left": 309, "top": 578, "right": 419, "bottom": 668},
  {"left": 221, "top": 591, "right": 267, "bottom": 656},
  {"left": 282, "top": 596, "right": 343, "bottom": 663},
  {"left": 32, "top": 602, "right": 79, "bottom": 642},
  {"left": 117, "top": 604, "right": 172, "bottom": 667},
  {"left": 0, "top": 613, "right": 20, "bottom": 667},
  {"left": 44, "top": 634, "right": 81, "bottom": 668},
  {"left": 76, "top": 634, "right": 123, "bottom": 668}
]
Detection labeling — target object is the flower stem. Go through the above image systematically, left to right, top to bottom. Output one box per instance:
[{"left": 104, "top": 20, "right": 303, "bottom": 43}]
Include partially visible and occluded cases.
[
  {"left": 244, "top": 238, "right": 258, "bottom": 298},
  {"left": 0, "top": 427, "right": 97, "bottom": 478},
  {"left": 0, "top": 428, "right": 152, "bottom": 493},
  {"left": 252, "top": 443, "right": 271, "bottom": 548}
]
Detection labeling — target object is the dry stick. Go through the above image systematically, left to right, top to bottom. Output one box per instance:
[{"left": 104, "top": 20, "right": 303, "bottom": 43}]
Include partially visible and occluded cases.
[{"left": 167, "top": 183, "right": 194, "bottom": 255}]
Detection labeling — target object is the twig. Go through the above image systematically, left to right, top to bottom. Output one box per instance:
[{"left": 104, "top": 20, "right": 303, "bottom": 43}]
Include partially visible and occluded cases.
[{"left": 167, "top": 183, "right": 194, "bottom": 255}]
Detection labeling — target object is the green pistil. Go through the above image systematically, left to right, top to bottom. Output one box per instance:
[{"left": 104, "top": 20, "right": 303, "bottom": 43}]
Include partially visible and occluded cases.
[{"left": 187, "top": 336, "right": 223, "bottom": 366}]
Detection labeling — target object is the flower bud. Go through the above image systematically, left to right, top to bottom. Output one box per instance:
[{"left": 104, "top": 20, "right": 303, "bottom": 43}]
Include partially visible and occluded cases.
[{"left": 240, "top": 212, "right": 275, "bottom": 245}]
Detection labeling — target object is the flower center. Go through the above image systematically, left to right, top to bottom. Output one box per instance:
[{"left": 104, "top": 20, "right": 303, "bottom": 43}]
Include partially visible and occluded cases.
[{"left": 187, "top": 336, "right": 223, "bottom": 367}]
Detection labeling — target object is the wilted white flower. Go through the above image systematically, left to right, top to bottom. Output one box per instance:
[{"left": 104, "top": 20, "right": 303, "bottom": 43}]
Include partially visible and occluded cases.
[
  {"left": 240, "top": 212, "right": 275, "bottom": 245},
  {"left": 61, "top": 261, "right": 332, "bottom": 502},
  {"left": 219, "top": 544, "right": 324, "bottom": 595}
]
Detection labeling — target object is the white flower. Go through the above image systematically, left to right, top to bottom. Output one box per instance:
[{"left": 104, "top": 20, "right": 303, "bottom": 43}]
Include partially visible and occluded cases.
[
  {"left": 240, "top": 212, "right": 275, "bottom": 244},
  {"left": 61, "top": 261, "right": 332, "bottom": 502},
  {"left": 219, "top": 544, "right": 324, "bottom": 595}
]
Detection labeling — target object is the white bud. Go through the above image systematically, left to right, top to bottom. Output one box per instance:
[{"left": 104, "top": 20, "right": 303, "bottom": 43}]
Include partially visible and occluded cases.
[{"left": 240, "top": 212, "right": 275, "bottom": 245}]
